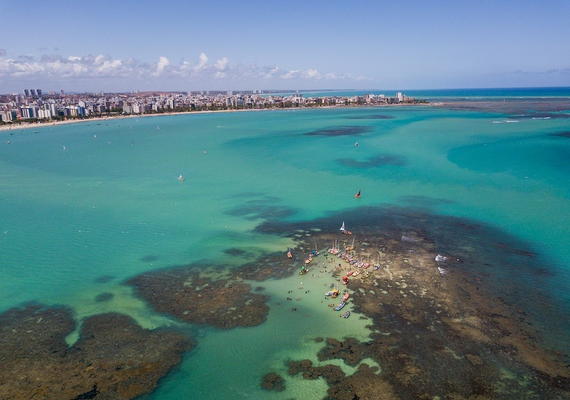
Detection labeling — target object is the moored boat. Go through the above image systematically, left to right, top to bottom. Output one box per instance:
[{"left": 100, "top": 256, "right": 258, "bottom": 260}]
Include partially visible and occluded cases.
[
  {"left": 340, "top": 221, "right": 352, "bottom": 235},
  {"left": 334, "top": 301, "right": 346, "bottom": 311},
  {"left": 343, "top": 311, "right": 350, "bottom": 318}
]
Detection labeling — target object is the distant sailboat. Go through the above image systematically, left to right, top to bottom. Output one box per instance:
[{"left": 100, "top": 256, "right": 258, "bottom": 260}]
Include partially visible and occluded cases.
[
  {"left": 178, "top": 175, "right": 184, "bottom": 181},
  {"left": 354, "top": 190, "right": 361, "bottom": 198},
  {"left": 340, "top": 221, "right": 345, "bottom": 232}
]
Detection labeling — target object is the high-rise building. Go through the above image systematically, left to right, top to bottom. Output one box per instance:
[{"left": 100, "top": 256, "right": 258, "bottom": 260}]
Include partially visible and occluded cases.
[{"left": 23, "top": 89, "right": 30, "bottom": 97}]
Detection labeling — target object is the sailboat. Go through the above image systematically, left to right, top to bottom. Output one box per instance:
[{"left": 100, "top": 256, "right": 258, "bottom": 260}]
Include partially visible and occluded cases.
[
  {"left": 178, "top": 175, "right": 184, "bottom": 181},
  {"left": 354, "top": 190, "right": 361, "bottom": 198},
  {"left": 340, "top": 221, "right": 352, "bottom": 235}
]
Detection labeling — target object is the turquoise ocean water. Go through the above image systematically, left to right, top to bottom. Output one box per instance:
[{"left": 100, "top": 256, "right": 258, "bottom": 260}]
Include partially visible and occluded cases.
[{"left": 0, "top": 88, "right": 569, "bottom": 399}]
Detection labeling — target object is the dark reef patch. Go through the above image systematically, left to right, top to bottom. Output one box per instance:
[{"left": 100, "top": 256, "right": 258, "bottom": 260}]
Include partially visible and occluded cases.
[
  {"left": 437, "top": 98, "right": 570, "bottom": 115},
  {"left": 345, "top": 114, "right": 394, "bottom": 120},
  {"left": 304, "top": 126, "right": 373, "bottom": 136},
  {"left": 548, "top": 131, "right": 570, "bottom": 138},
  {"left": 337, "top": 154, "right": 406, "bottom": 168},
  {"left": 226, "top": 198, "right": 297, "bottom": 220},
  {"left": 224, "top": 247, "right": 247, "bottom": 256},
  {"left": 231, "top": 252, "right": 300, "bottom": 281},
  {"left": 140, "top": 255, "right": 159, "bottom": 262},
  {"left": 128, "top": 268, "right": 270, "bottom": 329},
  {"left": 94, "top": 275, "right": 114, "bottom": 284},
  {"left": 94, "top": 292, "right": 114, "bottom": 302},
  {"left": 0, "top": 305, "right": 193, "bottom": 400},
  {"left": 317, "top": 337, "right": 365, "bottom": 367},
  {"left": 288, "top": 359, "right": 346, "bottom": 386},
  {"left": 325, "top": 364, "right": 395, "bottom": 400},
  {"left": 260, "top": 372, "right": 286, "bottom": 392}
]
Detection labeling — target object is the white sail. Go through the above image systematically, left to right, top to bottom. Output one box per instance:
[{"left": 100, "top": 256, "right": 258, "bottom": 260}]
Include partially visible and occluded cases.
[{"left": 340, "top": 221, "right": 345, "bottom": 231}]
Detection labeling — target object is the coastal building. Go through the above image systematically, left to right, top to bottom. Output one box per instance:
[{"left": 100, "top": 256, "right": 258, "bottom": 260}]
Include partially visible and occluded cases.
[
  {"left": 0, "top": 89, "right": 422, "bottom": 125},
  {"left": 0, "top": 110, "right": 13, "bottom": 122}
]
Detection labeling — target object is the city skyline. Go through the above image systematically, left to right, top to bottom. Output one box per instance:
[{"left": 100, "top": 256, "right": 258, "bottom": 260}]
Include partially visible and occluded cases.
[{"left": 1, "top": 0, "right": 570, "bottom": 93}]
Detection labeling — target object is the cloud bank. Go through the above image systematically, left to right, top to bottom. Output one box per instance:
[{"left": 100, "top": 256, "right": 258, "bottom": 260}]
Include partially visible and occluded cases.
[{"left": 0, "top": 52, "right": 366, "bottom": 91}]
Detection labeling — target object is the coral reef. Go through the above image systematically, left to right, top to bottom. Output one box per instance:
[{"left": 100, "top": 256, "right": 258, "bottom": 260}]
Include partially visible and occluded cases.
[
  {"left": 128, "top": 268, "right": 270, "bottom": 329},
  {"left": 0, "top": 305, "right": 193, "bottom": 400},
  {"left": 260, "top": 372, "right": 286, "bottom": 392}
]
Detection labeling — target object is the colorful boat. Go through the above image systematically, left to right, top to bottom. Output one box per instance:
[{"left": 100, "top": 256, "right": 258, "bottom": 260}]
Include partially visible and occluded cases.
[
  {"left": 287, "top": 249, "right": 292, "bottom": 258},
  {"left": 342, "top": 292, "right": 350, "bottom": 301},
  {"left": 334, "top": 301, "right": 346, "bottom": 311},
  {"left": 343, "top": 311, "right": 350, "bottom": 318}
]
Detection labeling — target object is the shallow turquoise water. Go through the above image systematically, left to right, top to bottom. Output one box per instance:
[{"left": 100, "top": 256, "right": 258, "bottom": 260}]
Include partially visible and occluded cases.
[{"left": 0, "top": 96, "right": 569, "bottom": 399}]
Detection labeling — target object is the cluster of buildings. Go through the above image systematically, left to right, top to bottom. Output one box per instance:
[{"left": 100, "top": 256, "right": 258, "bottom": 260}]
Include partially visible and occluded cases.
[{"left": 0, "top": 89, "right": 423, "bottom": 124}]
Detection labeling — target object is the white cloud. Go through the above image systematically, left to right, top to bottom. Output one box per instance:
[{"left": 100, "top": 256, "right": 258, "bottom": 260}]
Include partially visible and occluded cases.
[
  {"left": 0, "top": 51, "right": 369, "bottom": 91},
  {"left": 195, "top": 53, "right": 209, "bottom": 71},
  {"left": 155, "top": 56, "right": 170, "bottom": 75},
  {"left": 214, "top": 57, "right": 229, "bottom": 71}
]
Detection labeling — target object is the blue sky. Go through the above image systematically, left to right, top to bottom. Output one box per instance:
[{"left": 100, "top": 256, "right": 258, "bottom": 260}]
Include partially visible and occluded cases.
[{"left": 1, "top": 0, "right": 569, "bottom": 92}]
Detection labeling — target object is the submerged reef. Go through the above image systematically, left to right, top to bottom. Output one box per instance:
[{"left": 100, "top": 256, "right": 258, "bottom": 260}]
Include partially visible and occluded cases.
[
  {"left": 304, "top": 126, "right": 373, "bottom": 136},
  {"left": 257, "top": 205, "right": 570, "bottom": 399},
  {"left": 128, "top": 268, "right": 270, "bottom": 329},
  {"left": 0, "top": 305, "right": 193, "bottom": 400},
  {"left": 260, "top": 372, "right": 286, "bottom": 392}
]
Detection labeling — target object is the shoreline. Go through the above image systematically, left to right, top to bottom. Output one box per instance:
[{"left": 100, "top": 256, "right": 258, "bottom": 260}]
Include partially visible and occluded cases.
[
  {"left": 3, "top": 95, "right": 569, "bottom": 134},
  {"left": 0, "top": 103, "right": 431, "bottom": 133}
]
